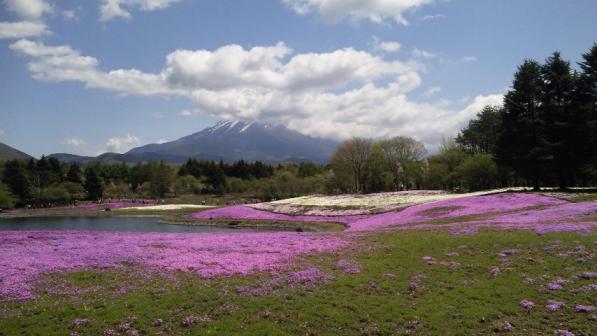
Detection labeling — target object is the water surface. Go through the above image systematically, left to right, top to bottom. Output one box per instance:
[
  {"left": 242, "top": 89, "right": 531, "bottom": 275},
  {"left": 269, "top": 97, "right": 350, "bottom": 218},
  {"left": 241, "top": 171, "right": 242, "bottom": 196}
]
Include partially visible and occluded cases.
[{"left": 0, "top": 216, "right": 261, "bottom": 233}]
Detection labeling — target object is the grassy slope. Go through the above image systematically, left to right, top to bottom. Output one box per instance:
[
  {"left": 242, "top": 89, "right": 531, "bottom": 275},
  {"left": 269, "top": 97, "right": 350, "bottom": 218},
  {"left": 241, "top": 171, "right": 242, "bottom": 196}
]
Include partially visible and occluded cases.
[{"left": 1, "top": 229, "right": 595, "bottom": 335}]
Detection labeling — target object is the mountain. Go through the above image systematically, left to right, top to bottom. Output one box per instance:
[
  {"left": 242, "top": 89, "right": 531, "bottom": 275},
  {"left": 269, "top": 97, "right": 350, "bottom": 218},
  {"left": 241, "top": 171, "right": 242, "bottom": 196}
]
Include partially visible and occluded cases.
[
  {"left": 50, "top": 120, "right": 339, "bottom": 164},
  {"left": 0, "top": 142, "right": 33, "bottom": 161}
]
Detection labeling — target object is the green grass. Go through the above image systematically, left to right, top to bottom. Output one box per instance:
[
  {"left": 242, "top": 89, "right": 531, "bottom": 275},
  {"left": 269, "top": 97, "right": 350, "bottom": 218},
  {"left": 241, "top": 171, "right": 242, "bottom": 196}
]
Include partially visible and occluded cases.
[
  {"left": 571, "top": 194, "right": 597, "bottom": 202},
  {"left": 1, "top": 229, "right": 595, "bottom": 335}
]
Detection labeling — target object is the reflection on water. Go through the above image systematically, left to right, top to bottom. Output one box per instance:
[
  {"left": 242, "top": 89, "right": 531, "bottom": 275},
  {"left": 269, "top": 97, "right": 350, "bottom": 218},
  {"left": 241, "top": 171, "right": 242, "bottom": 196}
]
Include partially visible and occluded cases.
[{"left": 0, "top": 216, "right": 261, "bottom": 233}]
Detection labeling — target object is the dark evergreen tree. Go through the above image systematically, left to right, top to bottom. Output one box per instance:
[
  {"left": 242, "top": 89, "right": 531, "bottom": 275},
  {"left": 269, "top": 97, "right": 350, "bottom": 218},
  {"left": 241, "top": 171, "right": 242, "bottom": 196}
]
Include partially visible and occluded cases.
[
  {"left": 577, "top": 44, "right": 597, "bottom": 163},
  {"left": 540, "top": 52, "right": 577, "bottom": 189},
  {"left": 498, "top": 60, "right": 547, "bottom": 190},
  {"left": 456, "top": 105, "right": 503, "bottom": 155},
  {"left": 1, "top": 160, "right": 32, "bottom": 204},
  {"left": 66, "top": 163, "right": 82, "bottom": 184},
  {"left": 84, "top": 167, "right": 104, "bottom": 200}
]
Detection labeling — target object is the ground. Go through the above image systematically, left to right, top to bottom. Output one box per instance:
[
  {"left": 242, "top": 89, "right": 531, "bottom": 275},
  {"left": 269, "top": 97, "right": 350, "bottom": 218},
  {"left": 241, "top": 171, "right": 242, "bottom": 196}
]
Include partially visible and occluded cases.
[{"left": 0, "top": 191, "right": 596, "bottom": 335}]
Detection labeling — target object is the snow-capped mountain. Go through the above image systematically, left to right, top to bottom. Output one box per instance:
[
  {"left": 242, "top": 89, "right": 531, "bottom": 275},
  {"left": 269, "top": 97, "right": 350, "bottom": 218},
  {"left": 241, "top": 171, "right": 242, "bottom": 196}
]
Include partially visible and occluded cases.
[{"left": 50, "top": 120, "right": 338, "bottom": 164}]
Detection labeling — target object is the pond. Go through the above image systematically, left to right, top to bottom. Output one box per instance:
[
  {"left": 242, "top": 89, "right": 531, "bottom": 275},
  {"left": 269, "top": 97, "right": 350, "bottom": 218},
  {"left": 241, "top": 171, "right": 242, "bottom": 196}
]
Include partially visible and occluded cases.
[{"left": 0, "top": 216, "right": 263, "bottom": 233}]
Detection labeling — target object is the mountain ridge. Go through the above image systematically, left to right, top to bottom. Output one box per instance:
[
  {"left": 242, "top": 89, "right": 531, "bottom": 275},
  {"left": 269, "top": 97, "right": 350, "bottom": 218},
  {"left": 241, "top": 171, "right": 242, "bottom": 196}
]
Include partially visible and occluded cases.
[
  {"left": 49, "top": 120, "right": 338, "bottom": 164},
  {"left": 0, "top": 142, "right": 34, "bottom": 161}
]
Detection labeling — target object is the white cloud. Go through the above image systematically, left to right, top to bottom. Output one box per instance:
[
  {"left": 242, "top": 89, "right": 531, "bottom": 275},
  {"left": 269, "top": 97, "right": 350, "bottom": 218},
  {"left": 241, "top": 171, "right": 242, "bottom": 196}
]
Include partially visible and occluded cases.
[
  {"left": 4, "top": 0, "right": 53, "bottom": 20},
  {"left": 99, "top": 0, "right": 181, "bottom": 22},
  {"left": 284, "top": 0, "right": 434, "bottom": 25},
  {"left": 62, "top": 10, "right": 77, "bottom": 20},
  {"left": 422, "top": 14, "right": 445, "bottom": 20},
  {"left": 0, "top": 21, "right": 49, "bottom": 39},
  {"left": 9, "top": 39, "right": 173, "bottom": 96},
  {"left": 10, "top": 39, "right": 503, "bottom": 147},
  {"left": 374, "top": 39, "right": 401, "bottom": 53},
  {"left": 411, "top": 48, "right": 435, "bottom": 59},
  {"left": 461, "top": 56, "right": 477, "bottom": 63},
  {"left": 424, "top": 86, "right": 441, "bottom": 96},
  {"left": 178, "top": 109, "right": 197, "bottom": 116},
  {"left": 105, "top": 134, "right": 140, "bottom": 153},
  {"left": 62, "top": 137, "right": 87, "bottom": 148},
  {"left": 155, "top": 138, "right": 168, "bottom": 144}
]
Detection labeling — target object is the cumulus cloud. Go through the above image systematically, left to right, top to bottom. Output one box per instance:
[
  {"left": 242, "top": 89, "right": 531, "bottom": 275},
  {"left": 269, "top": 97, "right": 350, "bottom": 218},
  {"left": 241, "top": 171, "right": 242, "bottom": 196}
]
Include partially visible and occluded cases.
[
  {"left": 4, "top": 0, "right": 53, "bottom": 20},
  {"left": 99, "top": 0, "right": 181, "bottom": 22},
  {"left": 283, "top": 0, "right": 434, "bottom": 25},
  {"left": 0, "top": 21, "right": 49, "bottom": 39},
  {"left": 373, "top": 38, "right": 401, "bottom": 53},
  {"left": 10, "top": 39, "right": 503, "bottom": 147},
  {"left": 105, "top": 134, "right": 140, "bottom": 153},
  {"left": 62, "top": 137, "right": 87, "bottom": 148}
]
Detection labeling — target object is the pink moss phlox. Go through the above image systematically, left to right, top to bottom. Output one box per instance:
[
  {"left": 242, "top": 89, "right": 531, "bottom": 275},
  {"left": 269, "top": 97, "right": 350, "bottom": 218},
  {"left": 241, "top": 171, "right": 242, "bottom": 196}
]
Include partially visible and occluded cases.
[
  {"left": 0, "top": 231, "right": 348, "bottom": 300},
  {"left": 335, "top": 259, "right": 361, "bottom": 274},
  {"left": 236, "top": 266, "right": 332, "bottom": 296},
  {"left": 580, "top": 271, "right": 597, "bottom": 279},
  {"left": 519, "top": 299, "right": 535, "bottom": 310},
  {"left": 545, "top": 300, "right": 565, "bottom": 312},
  {"left": 574, "top": 304, "right": 595, "bottom": 313},
  {"left": 555, "top": 330, "right": 575, "bottom": 336}
]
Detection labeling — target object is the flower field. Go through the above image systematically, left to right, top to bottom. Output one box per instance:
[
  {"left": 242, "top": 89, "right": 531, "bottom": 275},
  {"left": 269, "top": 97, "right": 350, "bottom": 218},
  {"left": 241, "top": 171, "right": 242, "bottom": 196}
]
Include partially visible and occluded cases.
[{"left": 1, "top": 191, "right": 595, "bottom": 335}]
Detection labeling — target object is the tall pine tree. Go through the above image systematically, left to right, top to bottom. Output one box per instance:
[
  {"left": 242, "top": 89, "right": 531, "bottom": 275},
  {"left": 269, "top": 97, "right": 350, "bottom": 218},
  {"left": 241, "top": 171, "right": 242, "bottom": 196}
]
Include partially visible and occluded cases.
[
  {"left": 577, "top": 44, "right": 597, "bottom": 165},
  {"left": 540, "top": 52, "right": 577, "bottom": 189},
  {"left": 498, "top": 60, "right": 547, "bottom": 189},
  {"left": 84, "top": 167, "right": 104, "bottom": 201}
]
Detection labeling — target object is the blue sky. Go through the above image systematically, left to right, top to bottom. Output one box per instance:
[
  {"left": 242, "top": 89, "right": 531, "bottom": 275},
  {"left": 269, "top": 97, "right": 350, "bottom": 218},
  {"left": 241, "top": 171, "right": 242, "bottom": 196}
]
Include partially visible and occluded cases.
[{"left": 1, "top": 0, "right": 596, "bottom": 157}]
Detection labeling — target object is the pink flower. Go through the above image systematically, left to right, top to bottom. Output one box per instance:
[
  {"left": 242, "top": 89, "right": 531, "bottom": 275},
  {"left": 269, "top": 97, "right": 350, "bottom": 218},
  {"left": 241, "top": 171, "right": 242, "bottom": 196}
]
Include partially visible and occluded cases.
[
  {"left": 489, "top": 267, "right": 500, "bottom": 277},
  {"left": 580, "top": 271, "right": 597, "bottom": 279},
  {"left": 519, "top": 299, "right": 535, "bottom": 310},
  {"left": 545, "top": 300, "right": 565, "bottom": 312},
  {"left": 574, "top": 304, "right": 595, "bottom": 313},
  {"left": 181, "top": 315, "right": 199, "bottom": 326},
  {"left": 555, "top": 330, "right": 575, "bottom": 336}
]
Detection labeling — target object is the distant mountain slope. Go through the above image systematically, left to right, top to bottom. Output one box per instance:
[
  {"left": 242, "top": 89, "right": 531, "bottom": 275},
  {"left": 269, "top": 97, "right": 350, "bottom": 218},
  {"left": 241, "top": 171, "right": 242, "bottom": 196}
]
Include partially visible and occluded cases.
[
  {"left": 49, "top": 120, "right": 339, "bottom": 164},
  {"left": 0, "top": 142, "right": 33, "bottom": 161}
]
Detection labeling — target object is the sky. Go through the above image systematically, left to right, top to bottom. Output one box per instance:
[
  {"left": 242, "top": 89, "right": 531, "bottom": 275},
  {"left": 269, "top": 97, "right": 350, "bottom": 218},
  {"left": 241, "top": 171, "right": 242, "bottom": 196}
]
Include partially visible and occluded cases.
[{"left": 1, "top": 0, "right": 596, "bottom": 158}]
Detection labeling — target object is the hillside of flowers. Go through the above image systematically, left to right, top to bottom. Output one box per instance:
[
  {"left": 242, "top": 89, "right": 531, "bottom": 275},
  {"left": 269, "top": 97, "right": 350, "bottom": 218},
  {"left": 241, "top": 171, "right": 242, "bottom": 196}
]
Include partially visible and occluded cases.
[{"left": 2, "top": 191, "right": 595, "bottom": 303}]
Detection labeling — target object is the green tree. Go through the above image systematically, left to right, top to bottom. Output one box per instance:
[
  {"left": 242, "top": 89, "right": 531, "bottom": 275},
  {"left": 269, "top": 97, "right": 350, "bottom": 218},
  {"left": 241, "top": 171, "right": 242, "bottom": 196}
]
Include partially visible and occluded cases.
[
  {"left": 577, "top": 44, "right": 597, "bottom": 178},
  {"left": 540, "top": 52, "right": 577, "bottom": 189},
  {"left": 498, "top": 60, "right": 546, "bottom": 190},
  {"left": 456, "top": 105, "right": 503, "bottom": 155},
  {"left": 377, "top": 136, "right": 426, "bottom": 190},
  {"left": 330, "top": 138, "right": 372, "bottom": 193},
  {"left": 363, "top": 144, "right": 393, "bottom": 193},
  {"left": 454, "top": 155, "right": 498, "bottom": 191},
  {"left": 2, "top": 160, "right": 32, "bottom": 204},
  {"left": 150, "top": 161, "right": 174, "bottom": 198},
  {"left": 66, "top": 163, "right": 82, "bottom": 184},
  {"left": 84, "top": 167, "right": 104, "bottom": 200},
  {"left": 174, "top": 174, "right": 201, "bottom": 196},
  {"left": 0, "top": 182, "right": 18, "bottom": 209}
]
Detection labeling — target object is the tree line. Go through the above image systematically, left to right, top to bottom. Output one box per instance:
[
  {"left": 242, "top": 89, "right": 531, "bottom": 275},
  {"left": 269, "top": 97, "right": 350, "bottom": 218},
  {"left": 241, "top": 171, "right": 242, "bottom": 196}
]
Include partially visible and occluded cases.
[
  {"left": 329, "top": 43, "right": 597, "bottom": 193},
  {"left": 0, "top": 156, "right": 323, "bottom": 209}
]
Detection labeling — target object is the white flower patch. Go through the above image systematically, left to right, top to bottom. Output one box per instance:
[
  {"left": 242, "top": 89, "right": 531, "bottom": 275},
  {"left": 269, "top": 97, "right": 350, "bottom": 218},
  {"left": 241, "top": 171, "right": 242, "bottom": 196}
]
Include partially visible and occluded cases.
[
  {"left": 270, "top": 188, "right": 528, "bottom": 207},
  {"left": 117, "top": 204, "right": 213, "bottom": 211}
]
